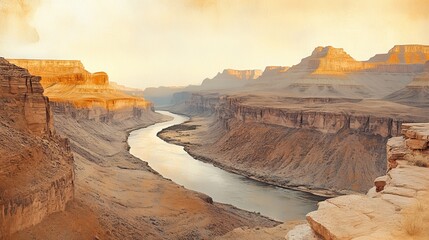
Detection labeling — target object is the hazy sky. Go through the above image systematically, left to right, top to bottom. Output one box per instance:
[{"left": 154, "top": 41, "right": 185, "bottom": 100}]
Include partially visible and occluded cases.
[{"left": 1, "top": 0, "right": 428, "bottom": 89}]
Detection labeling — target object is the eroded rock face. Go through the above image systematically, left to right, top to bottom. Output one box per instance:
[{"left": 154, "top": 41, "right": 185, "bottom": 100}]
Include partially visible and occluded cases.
[
  {"left": 368, "top": 45, "right": 429, "bottom": 64},
  {"left": 289, "top": 46, "right": 362, "bottom": 75},
  {"left": 0, "top": 58, "right": 74, "bottom": 237},
  {"left": 0, "top": 58, "right": 52, "bottom": 136},
  {"left": 7, "top": 59, "right": 152, "bottom": 122},
  {"left": 219, "top": 96, "right": 410, "bottom": 137},
  {"left": 306, "top": 123, "right": 429, "bottom": 240},
  {"left": 388, "top": 123, "right": 429, "bottom": 169}
]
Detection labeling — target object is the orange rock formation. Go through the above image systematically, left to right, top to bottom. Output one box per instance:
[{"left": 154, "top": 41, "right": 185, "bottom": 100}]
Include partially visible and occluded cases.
[
  {"left": 368, "top": 45, "right": 429, "bottom": 64},
  {"left": 0, "top": 58, "right": 74, "bottom": 237},
  {"left": 7, "top": 59, "right": 152, "bottom": 122}
]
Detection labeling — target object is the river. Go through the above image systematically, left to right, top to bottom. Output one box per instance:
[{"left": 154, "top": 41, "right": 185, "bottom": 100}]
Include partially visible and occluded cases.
[{"left": 128, "top": 111, "right": 325, "bottom": 221}]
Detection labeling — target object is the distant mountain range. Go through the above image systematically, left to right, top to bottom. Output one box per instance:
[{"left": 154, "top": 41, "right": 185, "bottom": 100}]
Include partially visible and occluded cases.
[{"left": 143, "top": 44, "right": 429, "bottom": 106}]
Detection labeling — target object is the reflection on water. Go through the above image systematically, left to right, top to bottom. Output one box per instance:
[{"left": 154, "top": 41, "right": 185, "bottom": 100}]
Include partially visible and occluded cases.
[{"left": 128, "top": 111, "right": 325, "bottom": 221}]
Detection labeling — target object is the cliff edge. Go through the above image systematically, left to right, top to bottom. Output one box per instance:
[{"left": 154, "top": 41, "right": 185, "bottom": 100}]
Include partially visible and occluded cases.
[
  {"left": 0, "top": 58, "right": 74, "bottom": 238},
  {"left": 305, "top": 123, "right": 429, "bottom": 239}
]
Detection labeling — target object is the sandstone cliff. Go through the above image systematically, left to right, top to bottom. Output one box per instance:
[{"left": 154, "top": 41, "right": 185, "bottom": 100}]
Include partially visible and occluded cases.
[
  {"left": 368, "top": 45, "right": 429, "bottom": 64},
  {"left": 287, "top": 46, "right": 362, "bottom": 75},
  {"left": 0, "top": 58, "right": 74, "bottom": 238},
  {"left": 8, "top": 59, "right": 152, "bottom": 122},
  {"left": 306, "top": 123, "right": 429, "bottom": 240}
]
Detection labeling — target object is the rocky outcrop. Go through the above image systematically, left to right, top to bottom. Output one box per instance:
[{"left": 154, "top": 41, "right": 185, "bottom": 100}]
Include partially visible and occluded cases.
[
  {"left": 368, "top": 45, "right": 429, "bottom": 64},
  {"left": 288, "top": 46, "right": 363, "bottom": 75},
  {"left": 0, "top": 58, "right": 74, "bottom": 238},
  {"left": 0, "top": 58, "right": 52, "bottom": 136},
  {"left": 6, "top": 59, "right": 105, "bottom": 86},
  {"left": 8, "top": 59, "right": 153, "bottom": 122},
  {"left": 306, "top": 123, "right": 429, "bottom": 240},
  {"left": 388, "top": 123, "right": 429, "bottom": 169}
]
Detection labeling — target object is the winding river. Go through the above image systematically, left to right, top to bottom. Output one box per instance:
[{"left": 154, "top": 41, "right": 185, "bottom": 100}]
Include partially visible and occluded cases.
[{"left": 128, "top": 111, "right": 325, "bottom": 221}]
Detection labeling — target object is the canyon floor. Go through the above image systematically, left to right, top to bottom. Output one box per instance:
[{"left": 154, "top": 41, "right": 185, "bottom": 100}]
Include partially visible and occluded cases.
[{"left": 11, "top": 112, "right": 278, "bottom": 240}]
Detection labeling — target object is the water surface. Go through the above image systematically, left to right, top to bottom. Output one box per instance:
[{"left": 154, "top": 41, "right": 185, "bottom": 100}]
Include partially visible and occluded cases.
[{"left": 128, "top": 111, "right": 325, "bottom": 221}]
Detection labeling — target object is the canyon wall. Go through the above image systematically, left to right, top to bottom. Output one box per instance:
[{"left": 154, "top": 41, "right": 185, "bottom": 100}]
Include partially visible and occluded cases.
[
  {"left": 0, "top": 58, "right": 74, "bottom": 238},
  {"left": 0, "top": 58, "right": 52, "bottom": 136},
  {"left": 8, "top": 59, "right": 153, "bottom": 122},
  {"left": 166, "top": 92, "right": 428, "bottom": 193},
  {"left": 220, "top": 97, "right": 405, "bottom": 137}
]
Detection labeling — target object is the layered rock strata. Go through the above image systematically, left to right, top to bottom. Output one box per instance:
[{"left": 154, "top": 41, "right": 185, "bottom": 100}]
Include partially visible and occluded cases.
[
  {"left": 368, "top": 45, "right": 429, "bottom": 64},
  {"left": 0, "top": 58, "right": 74, "bottom": 238},
  {"left": 7, "top": 59, "right": 152, "bottom": 122},
  {"left": 306, "top": 123, "right": 429, "bottom": 239}
]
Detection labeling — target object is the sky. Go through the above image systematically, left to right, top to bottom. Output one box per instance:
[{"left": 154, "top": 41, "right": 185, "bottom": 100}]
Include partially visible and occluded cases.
[{"left": 0, "top": 0, "right": 428, "bottom": 89}]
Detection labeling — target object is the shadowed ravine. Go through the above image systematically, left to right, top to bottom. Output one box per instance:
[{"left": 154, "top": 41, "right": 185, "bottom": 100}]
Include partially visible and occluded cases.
[{"left": 128, "top": 111, "right": 325, "bottom": 221}]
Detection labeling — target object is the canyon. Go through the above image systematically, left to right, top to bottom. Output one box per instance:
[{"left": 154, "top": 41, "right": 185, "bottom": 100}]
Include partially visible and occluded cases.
[
  {"left": 2, "top": 44, "right": 429, "bottom": 239},
  {"left": 159, "top": 45, "right": 429, "bottom": 195},
  {"left": 1, "top": 59, "right": 278, "bottom": 239},
  {"left": 161, "top": 94, "right": 428, "bottom": 194},
  {"left": 216, "top": 123, "right": 429, "bottom": 239}
]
